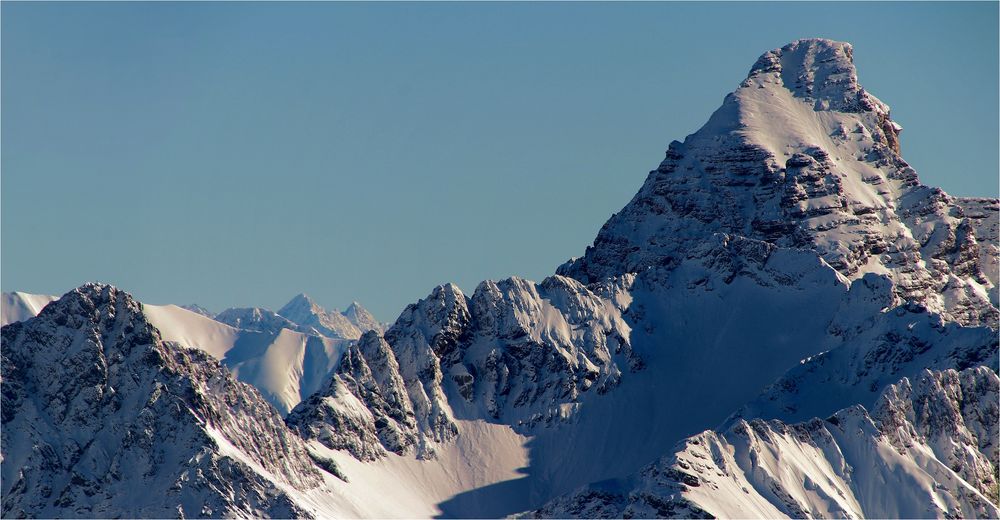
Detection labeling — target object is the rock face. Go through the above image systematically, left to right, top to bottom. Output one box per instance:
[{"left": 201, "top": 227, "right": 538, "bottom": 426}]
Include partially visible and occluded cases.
[
  {"left": 558, "top": 39, "right": 997, "bottom": 327},
  {"left": 287, "top": 275, "right": 638, "bottom": 459},
  {"left": 0, "top": 284, "right": 331, "bottom": 518},
  {"left": 278, "top": 293, "right": 383, "bottom": 339},
  {"left": 287, "top": 331, "right": 422, "bottom": 461},
  {"left": 535, "top": 367, "right": 1000, "bottom": 519}
]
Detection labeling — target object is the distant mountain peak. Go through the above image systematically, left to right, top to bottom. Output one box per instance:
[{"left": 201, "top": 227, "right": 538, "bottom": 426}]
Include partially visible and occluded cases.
[
  {"left": 277, "top": 292, "right": 383, "bottom": 338},
  {"left": 284, "top": 292, "right": 320, "bottom": 311},
  {"left": 179, "top": 303, "right": 214, "bottom": 317}
]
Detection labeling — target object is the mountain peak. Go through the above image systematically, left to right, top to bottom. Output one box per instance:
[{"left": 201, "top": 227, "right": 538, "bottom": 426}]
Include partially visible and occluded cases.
[
  {"left": 745, "top": 38, "right": 886, "bottom": 114},
  {"left": 748, "top": 38, "right": 853, "bottom": 77},
  {"left": 559, "top": 39, "right": 997, "bottom": 327},
  {"left": 47, "top": 283, "right": 138, "bottom": 323},
  {"left": 2, "top": 284, "right": 327, "bottom": 517},
  {"left": 279, "top": 292, "right": 322, "bottom": 316},
  {"left": 289, "top": 292, "right": 315, "bottom": 305},
  {"left": 343, "top": 300, "right": 384, "bottom": 334}
]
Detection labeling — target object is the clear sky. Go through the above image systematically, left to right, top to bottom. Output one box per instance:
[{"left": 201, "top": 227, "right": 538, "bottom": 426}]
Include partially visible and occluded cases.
[{"left": 3, "top": 2, "right": 998, "bottom": 321}]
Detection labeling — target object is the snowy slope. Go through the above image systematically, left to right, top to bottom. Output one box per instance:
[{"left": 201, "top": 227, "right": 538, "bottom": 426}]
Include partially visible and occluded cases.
[
  {"left": 1, "top": 291, "right": 57, "bottom": 326},
  {"left": 142, "top": 303, "right": 351, "bottom": 416},
  {"left": 533, "top": 367, "right": 999, "bottom": 519}
]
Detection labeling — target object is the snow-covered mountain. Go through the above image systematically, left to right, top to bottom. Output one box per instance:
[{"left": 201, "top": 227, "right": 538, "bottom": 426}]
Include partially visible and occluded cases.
[
  {"left": 2, "top": 38, "right": 997, "bottom": 518},
  {"left": 283, "top": 38, "right": 998, "bottom": 517},
  {"left": 557, "top": 39, "right": 997, "bottom": 328},
  {"left": 731, "top": 274, "right": 998, "bottom": 426},
  {"left": 287, "top": 275, "right": 640, "bottom": 463},
  {"left": 0, "top": 284, "right": 336, "bottom": 518},
  {"left": 278, "top": 293, "right": 384, "bottom": 339},
  {"left": 213, "top": 297, "right": 384, "bottom": 340},
  {"left": 343, "top": 301, "right": 386, "bottom": 336},
  {"left": 130, "top": 302, "right": 353, "bottom": 416},
  {"left": 179, "top": 303, "right": 214, "bottom": 317},
  {"left": 533, "top": 367, "right": 999, "bottom": 519}
]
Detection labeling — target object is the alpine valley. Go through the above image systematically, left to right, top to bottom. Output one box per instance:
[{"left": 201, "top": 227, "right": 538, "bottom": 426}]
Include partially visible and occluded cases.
[{"left": 2, "top": 39, "right": 997, "bottom": 519}]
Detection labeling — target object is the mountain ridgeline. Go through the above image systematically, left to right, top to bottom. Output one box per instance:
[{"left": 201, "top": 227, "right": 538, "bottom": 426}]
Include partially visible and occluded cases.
[{"left": 2, "top": 39, "right": 997, "bottom": 518}]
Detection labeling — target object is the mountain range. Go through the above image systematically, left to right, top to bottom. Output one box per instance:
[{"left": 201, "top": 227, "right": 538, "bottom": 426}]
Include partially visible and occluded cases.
[{"left": 2, "top": 39, "right": 997, "bottom": 518}]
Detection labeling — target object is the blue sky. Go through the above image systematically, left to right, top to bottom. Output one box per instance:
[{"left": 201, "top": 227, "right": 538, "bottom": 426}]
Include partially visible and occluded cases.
[{"left": 3, "top": 2, "right": 997, "bottom": 320}]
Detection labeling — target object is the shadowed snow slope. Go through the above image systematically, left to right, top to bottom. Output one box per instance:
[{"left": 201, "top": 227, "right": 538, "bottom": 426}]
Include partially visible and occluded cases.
[{"left": 534, "top": 367, "right": 1000, "bottom": 519}]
